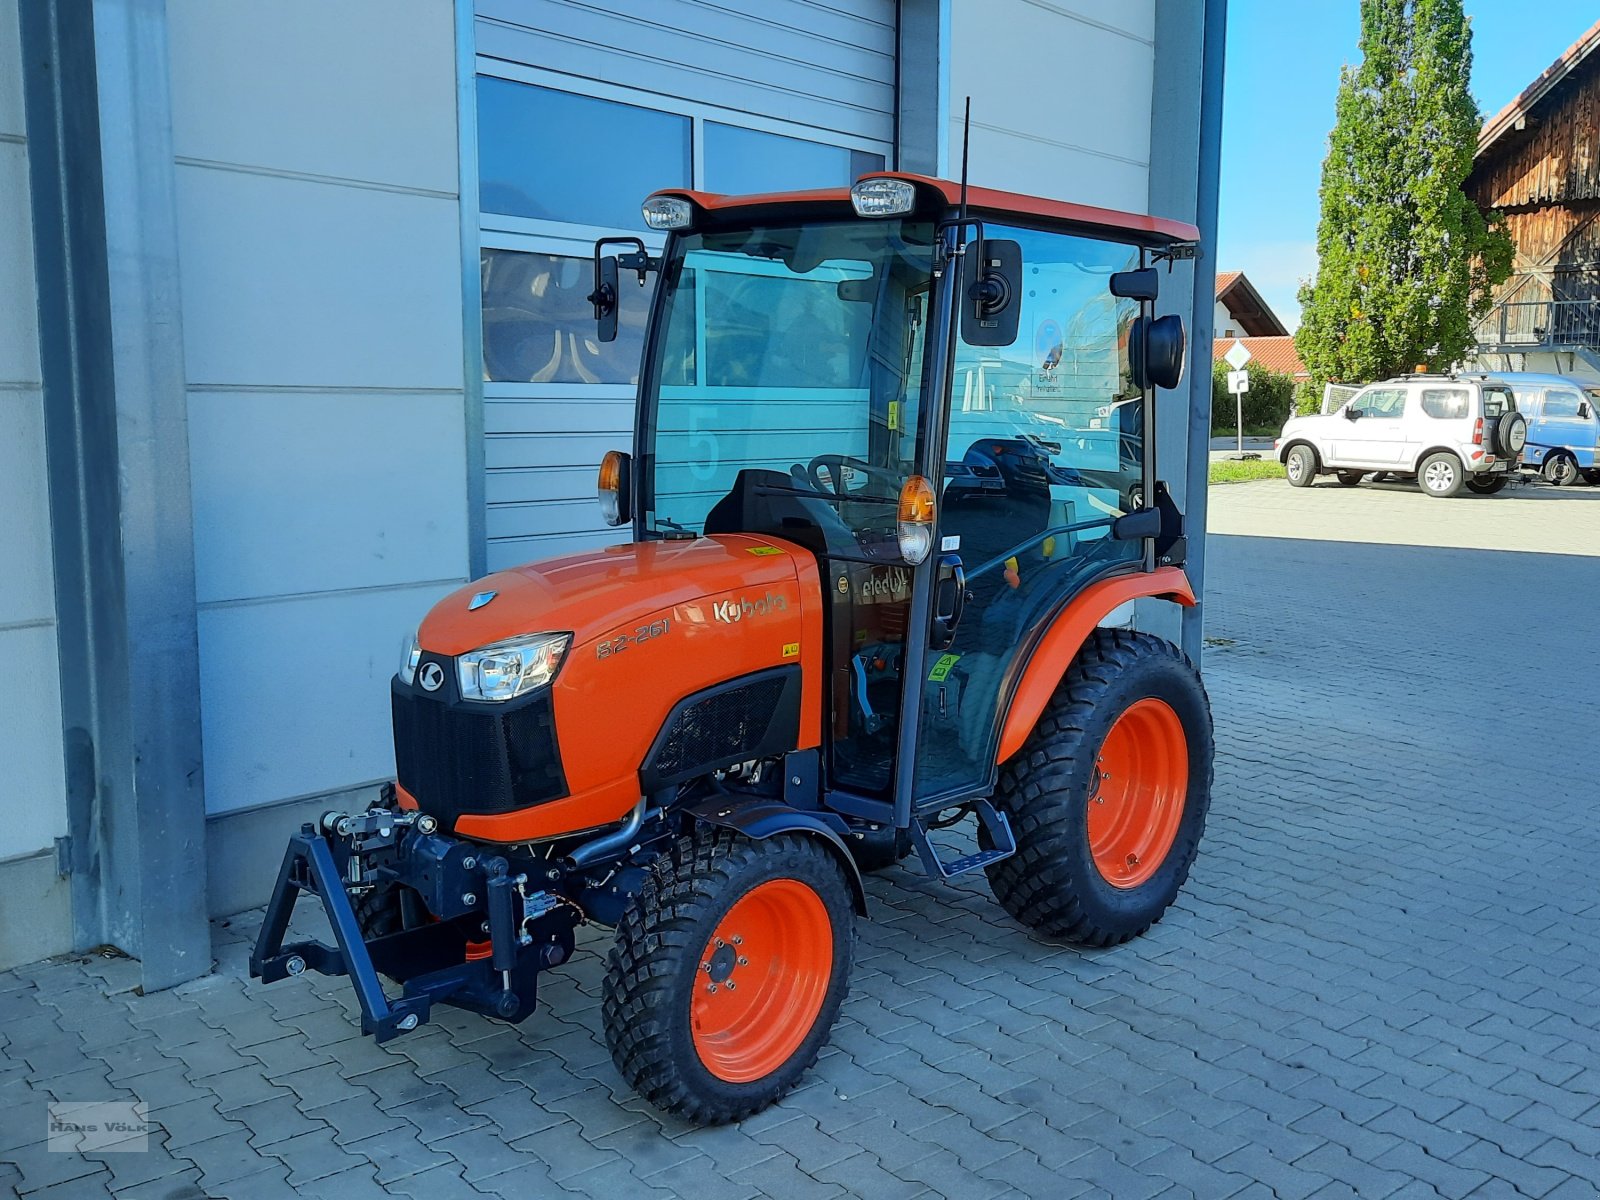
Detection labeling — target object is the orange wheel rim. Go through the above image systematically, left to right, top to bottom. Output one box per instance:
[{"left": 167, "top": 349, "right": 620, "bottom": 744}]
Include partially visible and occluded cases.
[
  {"left": 1086, "top": 698, "right": 1188, "bottom": 889},
  {"left": 690, "top": 878, "right": 833, "bottom": 1084}
]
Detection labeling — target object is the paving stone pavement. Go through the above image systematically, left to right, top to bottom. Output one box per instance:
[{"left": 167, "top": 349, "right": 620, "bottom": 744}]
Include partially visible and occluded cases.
[{"left": 5, "top": 480, "right": 1600, "bottom": 1199}]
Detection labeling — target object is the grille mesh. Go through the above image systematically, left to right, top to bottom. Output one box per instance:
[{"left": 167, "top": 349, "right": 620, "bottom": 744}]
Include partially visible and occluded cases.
[
  {"left": 653, "top": 677, "right": 787, "bottom": 778},
  {"left": 391, "top": 686, "right": 565, "bottom": 826}
]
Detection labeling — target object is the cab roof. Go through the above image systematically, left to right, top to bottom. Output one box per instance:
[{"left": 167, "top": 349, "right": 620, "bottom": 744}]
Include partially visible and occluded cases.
[{"left": 649, "top": 171, "right": 1200, "bottom": 249}]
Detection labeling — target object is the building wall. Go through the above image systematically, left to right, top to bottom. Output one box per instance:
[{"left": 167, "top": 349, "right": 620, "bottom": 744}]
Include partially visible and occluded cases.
[
  {"left": 0, "top": 0, "right": 72, "bottom": 966},
  {"left": 163, "top": 0, "right": 471, "bottom": 909},
  {"left": 947, "top": 0, "right": 1155, "bottom": 210},
  {"left": 1216, "top": 299, "right": 1240, "bottom": 339}
]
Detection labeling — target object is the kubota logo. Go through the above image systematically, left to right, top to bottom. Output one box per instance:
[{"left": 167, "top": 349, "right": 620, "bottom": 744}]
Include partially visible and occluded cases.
[{"left": 713, "top": 592, "right": 789, "bottom": 624}]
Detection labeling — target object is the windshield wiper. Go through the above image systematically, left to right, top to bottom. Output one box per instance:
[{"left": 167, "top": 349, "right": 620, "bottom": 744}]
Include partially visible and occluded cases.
[{"left": 653, "top": 516, "right": 697, "bottom": 540}]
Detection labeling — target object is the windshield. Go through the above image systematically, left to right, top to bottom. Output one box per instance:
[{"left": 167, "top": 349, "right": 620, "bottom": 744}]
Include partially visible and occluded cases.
[{"left": 640, "top": 218, "right": 936, "bottom": 542}]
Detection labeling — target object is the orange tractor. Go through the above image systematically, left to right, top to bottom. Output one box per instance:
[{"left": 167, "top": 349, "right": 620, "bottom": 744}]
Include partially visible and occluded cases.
[{"left": 253, "top": 172, "right": 1211, "bottom": 1124}]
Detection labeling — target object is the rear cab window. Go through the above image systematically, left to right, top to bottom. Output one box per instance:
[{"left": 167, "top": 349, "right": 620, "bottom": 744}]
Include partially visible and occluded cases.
[{"left": 1480, "top": 386, "right": 1515, "bottom": 418}]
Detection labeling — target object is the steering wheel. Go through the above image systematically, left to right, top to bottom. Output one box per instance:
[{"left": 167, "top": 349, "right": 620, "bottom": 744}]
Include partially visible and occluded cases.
[{"left": 805, "top": 454, "right": 902, "bottom": 498}]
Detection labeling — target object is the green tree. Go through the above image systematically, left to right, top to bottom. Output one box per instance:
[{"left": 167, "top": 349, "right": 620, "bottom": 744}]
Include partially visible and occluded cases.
[{"left": 1295, "top": 0, "right": 1514, "bottom": 384}]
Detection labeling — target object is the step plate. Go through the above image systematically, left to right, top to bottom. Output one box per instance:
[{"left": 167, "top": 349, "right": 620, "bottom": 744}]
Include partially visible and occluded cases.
[{"left": 909, "top": 798, "right": 1017, "bottom": 880}]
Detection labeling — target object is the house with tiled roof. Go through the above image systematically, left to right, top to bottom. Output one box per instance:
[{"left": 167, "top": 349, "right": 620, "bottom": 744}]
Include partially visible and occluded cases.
[
  {"left": 1466, "top": 19, "right": 1600, "bottom": 383},
  {"left": 1211, "top": 270, "right": 1308, "bottom": 380}
]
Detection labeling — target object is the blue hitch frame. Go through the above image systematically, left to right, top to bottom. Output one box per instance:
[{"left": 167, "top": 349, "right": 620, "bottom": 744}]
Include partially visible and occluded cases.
[{"left": 250, "top": 818, "right": 578, "bottom": 1044}]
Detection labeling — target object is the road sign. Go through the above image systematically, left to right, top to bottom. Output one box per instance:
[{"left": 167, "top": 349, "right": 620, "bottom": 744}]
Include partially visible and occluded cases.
[
  {"left": 1224, "top": 340, "right": 1252, "bottom": 370},
  {"left": 1227, "top": 369, "right": 1250, "bottom": 394}
]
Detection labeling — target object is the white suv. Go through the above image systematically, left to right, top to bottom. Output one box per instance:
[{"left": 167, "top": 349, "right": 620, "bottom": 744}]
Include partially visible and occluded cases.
[{"left": 1276, "top": 374, "right": 1528, "bottom": 497}]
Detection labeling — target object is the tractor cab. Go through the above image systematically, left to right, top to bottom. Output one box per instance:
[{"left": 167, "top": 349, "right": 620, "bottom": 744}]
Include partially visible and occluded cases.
[
  {"left": 252, "top": 172, "right": 1211, "bottom": 1127},
  {"left": 593, "top": 174, "right": 1193, "bottom": 863}
]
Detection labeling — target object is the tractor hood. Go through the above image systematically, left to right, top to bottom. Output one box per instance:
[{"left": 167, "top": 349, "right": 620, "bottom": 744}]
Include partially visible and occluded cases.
[{"left": 416, "top": 534, "right": 807, "bottom": 657}]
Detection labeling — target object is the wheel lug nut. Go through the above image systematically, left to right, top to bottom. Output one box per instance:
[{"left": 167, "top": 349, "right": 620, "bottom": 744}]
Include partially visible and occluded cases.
[
  {"left": 732, "top": 936, "right": 742, "bottom": 945},
  {"left": 714, "top": 938, "right": 724, "bottom": 948},
  {"left": 737, "top": 957, "right": 748, "bottom": 966},
  {"left": 725, "top": 981, "right": 736, "bottom": 991},
  {"left": 707, "top": 983, "right": 717, "bottom": 993}
]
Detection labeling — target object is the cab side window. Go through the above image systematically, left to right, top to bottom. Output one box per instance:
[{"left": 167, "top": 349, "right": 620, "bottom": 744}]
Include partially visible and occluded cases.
[
  {"left": 1357, "top": 388, "right": 1407, "bottom": 418},
  {"left": 1419, "top": 389, "right": 1469, "bottom": 419},
  {"left": 1543, "top": 390, "right": 1585, "bottom": 419}
]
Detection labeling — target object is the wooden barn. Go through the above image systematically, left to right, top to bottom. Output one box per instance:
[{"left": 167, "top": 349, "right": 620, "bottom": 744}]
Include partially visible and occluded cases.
[{"left": 1468, "top": 19, "right": 1600, "bottom": 383}]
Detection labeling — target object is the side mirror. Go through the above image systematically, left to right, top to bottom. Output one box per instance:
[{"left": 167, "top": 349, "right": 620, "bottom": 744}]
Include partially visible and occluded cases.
[
  {"left": 960, "top": 238, "right": 1022, "bottom": 347},
  {"left": 588, "top": 256, "right": 620, "bottom": 343},
  {"left": 1110, "top": 267, "right": 1160, "bottom": 302},
  {"left": 1129, "top": 313, "right": 1186, "bottom": 391},
  {"left": 1579, "top": 402, "right": 1591, "bottom": 419},
  {"left": 1344, "top": 406, "right": 1362, "bottom": 421}
]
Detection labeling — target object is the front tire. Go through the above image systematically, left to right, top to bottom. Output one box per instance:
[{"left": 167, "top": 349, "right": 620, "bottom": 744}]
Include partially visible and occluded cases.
[
  {"left": 1285, "top": 444, "right": 1317, "bottom": 487},
  {"left": 1419, "top": 452, "right": 1466, "bottom": 497},
  {"left": 984, "top": 630, "right": 1213, "bottom": 947},
  {"left": 603, "top": 830, "right": 854, "bottom": 1124}
]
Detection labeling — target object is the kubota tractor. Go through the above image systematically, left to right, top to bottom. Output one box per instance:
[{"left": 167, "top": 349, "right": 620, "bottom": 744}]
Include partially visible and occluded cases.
[{"left": 252, "top": 172, "right": 1212, "bottom": 1124}]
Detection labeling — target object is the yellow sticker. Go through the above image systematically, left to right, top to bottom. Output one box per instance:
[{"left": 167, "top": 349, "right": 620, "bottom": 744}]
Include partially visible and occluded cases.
[
  {"left": 888, "top": 401, "right": 901, "bottom": 432},
  {"left": 746, "top": 545, "right": 783, "bottom": 556},
  {"left": 782, "top": 642, "right": 800, "bottom": 658},
  {"left": 928, "top": 653, "right": 960, "bottom": 682}
]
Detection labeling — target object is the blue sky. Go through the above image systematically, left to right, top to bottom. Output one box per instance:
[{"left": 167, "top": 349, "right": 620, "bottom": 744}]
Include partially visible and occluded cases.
[{"left": 1218, "top": 1, "right": 1597, "bottom": 332}]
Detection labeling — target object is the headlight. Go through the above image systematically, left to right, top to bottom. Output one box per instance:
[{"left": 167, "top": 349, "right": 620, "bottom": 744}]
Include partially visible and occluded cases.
[
  {"left": 850, "top": 178, "right": 916, "bottom": 217},
  {"left": 641, "top": 195, "right": 694, "bottom": 230},
  {"left": 398, "top": 630, "right": 421, "bottom": 685},
  {"left": 457, "top": 632, "right": 571, "bottom": 702}
]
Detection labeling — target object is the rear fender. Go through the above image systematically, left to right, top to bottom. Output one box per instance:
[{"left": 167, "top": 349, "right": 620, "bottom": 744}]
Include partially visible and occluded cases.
[
  {"left": 995, "top": 566, "right": 1196, "bottom": 764},
  {"left": 686, "top": 798, "right": 868, "bottom": 916}
]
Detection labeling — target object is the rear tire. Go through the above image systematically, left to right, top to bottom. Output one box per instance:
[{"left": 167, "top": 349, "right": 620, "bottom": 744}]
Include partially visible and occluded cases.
[
  {"left": 1285, "top": 445, "right": 1317, "bottom": 487},
  {"left": 1419, "top": 452, "right": 1466, "bottom": 497},
  {"left": 1543, "top": 453, "right": 1580, "bottom": 487},
  {"left": 1335, "top": 470, "right": 1364, "bottom": 487},
  {"left": 1465, "top": 475, "right": 1508, "bottom": 495},
  {"left": 984, "top": 630, "right": 1213, "bottom": 947},
  {"left": 603, "top": 830, "right": 853, "bottom": 1124}
]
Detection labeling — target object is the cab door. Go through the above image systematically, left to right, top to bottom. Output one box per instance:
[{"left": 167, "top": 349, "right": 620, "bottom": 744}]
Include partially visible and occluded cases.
[
  {"left": 909, "top": 223, "right": 1148, "bottom": 805},
  {"left": 1332, "top": 386, "right": 1409, "bottom": 465},
  {"left": 1539, "top": 387, "right": 1595, "bottom": 469}
]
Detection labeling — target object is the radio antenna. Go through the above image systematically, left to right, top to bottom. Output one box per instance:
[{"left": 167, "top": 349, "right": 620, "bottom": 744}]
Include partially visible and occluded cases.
[{"left": 958, "top": 96, "right": 972, "bottom": 227}]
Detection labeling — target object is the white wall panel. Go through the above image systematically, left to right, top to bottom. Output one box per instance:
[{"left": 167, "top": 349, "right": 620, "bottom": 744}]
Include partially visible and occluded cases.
[
  {"left": 0, "top": 0, "right": 23, "bottom": 139},
  {"left": 167, "top": 0, "right": 458, "bottom": 193},
  {"left": 948, "top": 0, "right": 1155, "bottom": 210},
  {"left": 0, "top": 144, "right": 41, "bottom": 385},
  {"left": 174, "top": 166, "right": 463, "bottom": 389},
  {"left": 0, "top": 391, "right": 55, "bottom": 628},
  {"left": 187, "top": 391, "right": 469, "bottom": 604},
  {"left": 197, "top": 581, "right": 463, "bottom": 815},
  {"left": 0, "top": 626, "right": 68, "bottom": 860}
]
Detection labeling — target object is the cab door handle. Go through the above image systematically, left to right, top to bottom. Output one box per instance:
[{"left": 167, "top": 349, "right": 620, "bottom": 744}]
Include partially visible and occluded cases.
[{"left": 932, "top": 553, "right": 966, "bottom": 649}]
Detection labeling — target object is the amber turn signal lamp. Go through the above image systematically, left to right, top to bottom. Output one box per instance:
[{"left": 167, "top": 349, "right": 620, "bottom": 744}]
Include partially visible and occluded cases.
[
  {"left": 598, "top": 450, "right": 631, "bottom": 527},
  {"left": 897, "top": 474, "right": 936, "bottom": 565}
]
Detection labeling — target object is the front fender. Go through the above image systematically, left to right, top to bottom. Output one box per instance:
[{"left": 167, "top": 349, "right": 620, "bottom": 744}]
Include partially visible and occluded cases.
[
  {"left": 995, "top": 565, "right": 1196, "bottom": 764},
  {"left": 686, "top": 798, "right": 869, "bottom": 916}
]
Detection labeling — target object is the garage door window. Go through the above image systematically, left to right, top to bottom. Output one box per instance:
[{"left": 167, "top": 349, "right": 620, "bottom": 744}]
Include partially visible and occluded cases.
[
  {"left": 477, "top": 78, "right": 691, "bottom": 229},
  {"left": 705, "top": 122, "right": 885, "bottom": 195},
  {"left": 481, "top": 249, "right": 648, "bottom": 384}
]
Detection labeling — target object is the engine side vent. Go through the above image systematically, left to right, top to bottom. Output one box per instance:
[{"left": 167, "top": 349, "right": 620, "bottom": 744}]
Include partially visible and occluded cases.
[{"left": 642, "top": 667, "right": 803, "bottom": 790}]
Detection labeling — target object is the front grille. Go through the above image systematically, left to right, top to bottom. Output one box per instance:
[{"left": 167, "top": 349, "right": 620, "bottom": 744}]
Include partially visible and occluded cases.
[
  {"left": 644, "top": 667, "right": 802, "bottom": 789},
  {"left": 392, "top": 683, "right": 566, "bottom": 827}
]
